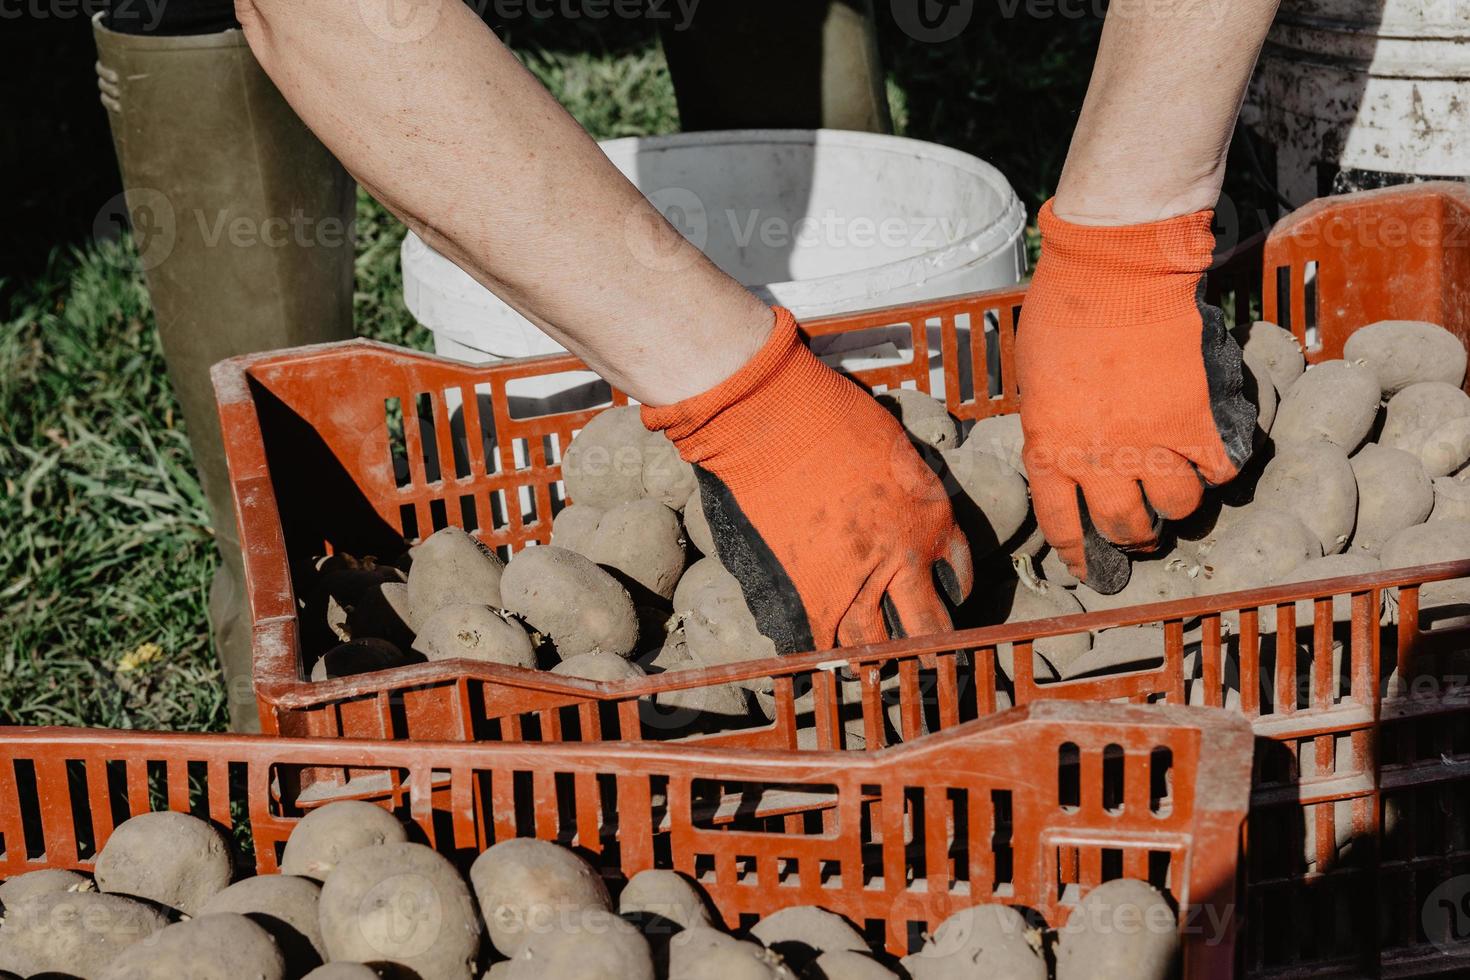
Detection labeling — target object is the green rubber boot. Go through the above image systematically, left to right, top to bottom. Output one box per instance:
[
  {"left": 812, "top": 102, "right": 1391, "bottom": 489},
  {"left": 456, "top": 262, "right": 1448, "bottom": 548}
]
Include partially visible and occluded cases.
[
  {"left": 661, "top": 0, "right": 891, "bottom": 133},
  {"left": 93, "top": 16, "right": 356, "bottom": 732}
]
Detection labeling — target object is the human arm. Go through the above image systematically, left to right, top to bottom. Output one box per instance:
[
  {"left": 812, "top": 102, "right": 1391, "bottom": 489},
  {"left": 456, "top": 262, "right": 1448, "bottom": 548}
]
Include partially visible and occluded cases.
[{"left": 1018, "top": 0, "right": 1280, "bottom": 587}]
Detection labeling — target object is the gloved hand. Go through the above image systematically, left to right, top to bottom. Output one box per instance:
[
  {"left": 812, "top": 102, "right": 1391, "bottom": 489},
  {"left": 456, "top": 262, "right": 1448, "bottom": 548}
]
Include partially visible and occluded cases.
[
  {"left": 1017, "top": 201, "right": 1256, "bottom": 591},
  {"left": 643, "top": 308, "right": 972, "bottom": 652}
]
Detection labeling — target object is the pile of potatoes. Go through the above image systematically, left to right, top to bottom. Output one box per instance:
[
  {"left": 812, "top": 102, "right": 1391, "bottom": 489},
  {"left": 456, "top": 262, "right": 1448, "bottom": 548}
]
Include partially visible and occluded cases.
[
  {"left": 984, "top": 318, "right": 1470, "bottom": 690},
  {"left": 306, "top": 319, "right": 1470, "bottom": 720},
  {"left": 0, "top": 800, "right": 1177, "bottom": 979}
]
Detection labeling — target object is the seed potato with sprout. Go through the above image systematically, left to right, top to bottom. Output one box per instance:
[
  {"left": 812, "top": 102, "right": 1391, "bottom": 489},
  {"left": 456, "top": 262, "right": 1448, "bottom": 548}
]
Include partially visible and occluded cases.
[
  {"left": 1342, "top": 319, "right": 1467, "bottom": 396},
  {"left": 1234, "top": 320, "right": 1305, "bottom": 395},
  {"left": 1254, "top": 440, "right": 1358, "bottom": 555},
  {"left": 412, "top": 603, "right": 536, "bottom": 667}
]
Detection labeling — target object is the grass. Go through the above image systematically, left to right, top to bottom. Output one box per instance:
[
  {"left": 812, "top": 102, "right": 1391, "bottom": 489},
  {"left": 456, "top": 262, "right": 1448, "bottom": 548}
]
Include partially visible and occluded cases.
[{"left": 0, "top": 15, "right": 1103, "bottom": 732}]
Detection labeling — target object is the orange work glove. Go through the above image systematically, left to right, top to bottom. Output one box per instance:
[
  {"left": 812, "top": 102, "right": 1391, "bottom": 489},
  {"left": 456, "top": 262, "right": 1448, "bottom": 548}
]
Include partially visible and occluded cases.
[
  {"left": 1017, "top": 201, "right": 1256, "bottom": 591},
  {"left": 643, "top": 308, "right": 972, "bottom": 652}
]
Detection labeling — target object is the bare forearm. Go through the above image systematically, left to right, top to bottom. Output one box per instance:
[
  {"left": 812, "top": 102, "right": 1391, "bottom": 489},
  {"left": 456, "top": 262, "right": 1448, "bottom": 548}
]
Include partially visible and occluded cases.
[
  {"left": 234, "top": 0, "right": 770, "bottom": 405},
  {"left": 1054, "top": 0, "right": 1280, "bottom": 225}
]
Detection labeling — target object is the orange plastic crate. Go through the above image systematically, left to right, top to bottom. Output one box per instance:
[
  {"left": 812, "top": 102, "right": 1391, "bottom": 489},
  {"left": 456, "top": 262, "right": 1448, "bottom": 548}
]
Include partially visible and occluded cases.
[
  {"left": 216, "top": 183, "right": 1470, "bottom": 975},
  {"left": 0, "top": 701, "right": 1250, "bottom": 977}
]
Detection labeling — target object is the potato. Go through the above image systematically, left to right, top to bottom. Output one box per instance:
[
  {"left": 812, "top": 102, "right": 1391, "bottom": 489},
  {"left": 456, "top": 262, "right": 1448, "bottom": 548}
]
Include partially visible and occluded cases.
[
  {"left": 1342, "top": 319, "right": 1468, "bottom": 396},
  {"left": 1235, "top": 320, "right": 1305, "bottom": 395},
  {"left": 1241, "top": 347, "right": 1279, "bottom": 434},
  {"left": 1271, "top": 359, "right": 1380, "bottom": 450},
  {"left": 1380, "top": 381, "right": 1470, "bottom": 456},
  {"left": 877, "top": 388, "right": 958, "bottom": 450},
  {"left": 562, "top": 406, "right": 654, "bottom": 510},
  {"left": 961, "top": 413, "right": 1026, "bottom": 475},
  {"left": 1415, "top": 415, "right": 1470, "bottom": 477},
  {"left": 640, "top": 435, "right": 698, "bottom": 511},
  {"left": 1254, "top": 440, "right": 1358, "bottom": 554},
  {"left": 1348, "top": 444, "right": 1433, "bottom": 555},
  {"left": 942, "top": 448, "right": 1030, "bottom": 554},
  {"left": 1432, "top": 476, "right": 1470, "bottom": 523},
  {"left": 682, "top": 487, "right": 716, "bottom": 556},
  {"left": 585, "top": 500, "right": 687, "bottom": 601},
  {"left": 550, "top": 504, "right": 604, "bottom": 555},
  {"left": 1199, "top": 508, "right": 1320, "bottom": 594},
  {"left": 1380, "top": 520, "right": 1470, "bottom": 610},
  {"left": 406, "top": 526, "right": 506, "bottom": 624},
  {"left": 1039, "top": 545, "right": 1080, "bottom": 588},
  {"left": 500, "top": 546, "right": 639, "bottom": 659},
  {"left": 1261, "top": 553, "right": 1381, "bottom": 632},
  {"left": 1074, "top": 554, "right": 1197, "bottom": 613},
  {"left": 672, "top": 557, "right": 736, "bottom": 613},
  {"left": 343, "top": 580, "right": 418, "bottom": 648},
  {"left": 995, "top": 580, "right": 1090, "bottom": 679},
  {"left": 683, "top": 581, "right": 778, "bottom": 686},
  {"left": 413, "top": 604, "right": 536, "bottom": 667},
  {"left": 1059, "top": 626, "right": 1166, "bottom": 680},
  {"left": 638, "top": 633, "right": 751, "bottom": 732},
  {"left": 310, "top": 638, "right": 422, "bottom": 682},
  {"left": 552, "top": 651, "right": 647, "bottom": 681},
  {"left": 279, "top": 800, "right": 408, "bottom": 880},
  {"left": 95, "top": 810, "right": 231, "bottom": 915},
  {"left": 470, "top": 838, "right": 612, "bottom": 957},
  {"left": 319, "top": 842, "right": 480, "bottom": 979},
  {"left": 0, "top": 868, "right": 92, "bottom": 909},
  {"left": 618, "top": 870, "right": 711, "bottom": 932},
  {"left": 199, "top": 874, "right": 324, "bottom": 975},
  {"left": 1054, "top": 879, "right": 1176, "bottom": 980},
  {"left": 0, "top": 891, "right": 167, "bottom": 978},
  {"left": 904, "top": 903, "right": 1043, "bottom": 980},
  {"left": 750, "top": 906, "right": 864, "bottom": 969},
  {"left": 504, "top": 910, "right": 653, "bottom": 980},
  {"left": 99, "top": 913, "right": 284, "bottom": 980},
  {"left": 668, "top": 927, "right": 792, "bottom": 980},
  {"left": 814, "top": 950, "right": 897, "bottom": 979},
  {"left": 302, "top": 966, "right": 382, "bottom": 980}
]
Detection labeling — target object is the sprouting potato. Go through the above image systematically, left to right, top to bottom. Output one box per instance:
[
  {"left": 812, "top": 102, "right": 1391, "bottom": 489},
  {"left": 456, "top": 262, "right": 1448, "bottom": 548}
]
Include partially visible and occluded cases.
[
  {"left": 1342, "top": 319, "right": 1468, "bottom": 397},
  {"left": 1235, "top": 320, "right": 1305, "bottom": 395},
  {"left": 1271, "top": 359, "right": 1381, "bottom": 450},
  {"left": 1379, "top": 381, "right": 1470, "bottom": 456},
  {"left": 877, "top": 388, "right": 959, "bottom": 450},
  {"left": 561, "top": 406, "right": 654, "bottom": 510},
  {"left": 961, "top": 412, "right": 1026, "bottom": 475},
  {"left": 1254, "top": 440, "right": 1358, "bottom": 555},
  {"left": 1349, "top": 444, "right": 1433, "bottom": 555},
  {"left": 942, "top": 447, "right": 1030, "bottom": 555},
  {"left": 1431, "top": 476, "right": 1470, "bottom": 523},
  {"left": 682, "top": 486, "right": 716, "bottom": 557},
  {"left": 584, "top": 499, "right": 688, "bottom": 601},
  {"left": 550, "top": 503, "right": 605, "bottom": 555},
  {"left": 1198, "top": 507, "right": 1320, "bottom": 595},
  {"left": 405, "top": 525, "right": 506, "bottom": 625},
  {"left": 500, "top": 546, "right": 639, "bottom": 659},
  {"left": 995, "top": 580, "right": 1090, "bottom": 679},
  {"left": 413, "top": 603, "right": 536, "bottom": 667},
  {"left": 310, "top": 638, "right": 421, "bottom": 681},
  {"left": 551, "top": 650, "right": 647, "bottom": 681},
  {"left": 279, "top": 800, "right": 409, "bottom": 880},
  {"left": 94, "top": 810, "right": 232, "bottom": 915},
  {"left": 469, "top": 838, "right": 612, "bottom": 958},
  {"left": 318, "top": 842, "right": 481, "bottom": 980},
  {"left": 0, "top": 868, "right": 92, "bottom": 909},
  {"left": 618, "top": 869, "right": 712, "bottom": 931},
  {"left": 198, "top": 875, "right": 325, "bottom": 976},
  {"left": 1054, "top": 879, "right": 1177, "bottom": 980},
  {"left": 0, "top": 891, "right": 168, "bottom": 978},
  {"left": 903, "top": 903, "right": 1044, "bottom": 980},
  {"left": 97, "top": 913, "right": 285, "bottom": 980}
]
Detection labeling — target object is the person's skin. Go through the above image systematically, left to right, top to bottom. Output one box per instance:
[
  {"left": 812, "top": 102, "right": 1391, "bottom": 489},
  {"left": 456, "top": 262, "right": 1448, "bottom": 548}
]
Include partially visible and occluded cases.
[
  {"left": 233, "top": 0, "right": 771, "bottom": 408},
  {"left": 1054, "top": 0, "right": 1281, "bottom": 226}
]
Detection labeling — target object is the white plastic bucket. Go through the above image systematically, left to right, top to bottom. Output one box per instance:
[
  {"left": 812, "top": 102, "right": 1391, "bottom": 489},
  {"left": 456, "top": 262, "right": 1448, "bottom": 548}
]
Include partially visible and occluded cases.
[
  {"left": 1244, "top": 0, "right": 1470, "bottom": 204},
  {"left": 402, "top": 129, "right": 1026, "bottom": 408}
]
